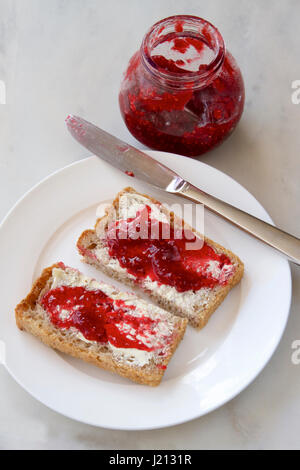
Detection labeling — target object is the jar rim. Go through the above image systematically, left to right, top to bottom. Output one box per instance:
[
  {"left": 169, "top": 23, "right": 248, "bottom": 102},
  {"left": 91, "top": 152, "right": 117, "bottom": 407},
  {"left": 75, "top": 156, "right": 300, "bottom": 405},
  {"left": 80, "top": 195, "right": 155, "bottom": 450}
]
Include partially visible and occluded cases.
[{"left": 141, "top": 15, "right": 226, "bottom": 90}]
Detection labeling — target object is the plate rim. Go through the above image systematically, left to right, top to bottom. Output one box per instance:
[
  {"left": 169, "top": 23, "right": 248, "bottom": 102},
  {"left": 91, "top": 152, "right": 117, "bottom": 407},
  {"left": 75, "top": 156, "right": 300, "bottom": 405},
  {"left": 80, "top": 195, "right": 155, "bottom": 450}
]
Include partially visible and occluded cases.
[{"left": 0, "top": 152, "right": 292, "bottom": 430}]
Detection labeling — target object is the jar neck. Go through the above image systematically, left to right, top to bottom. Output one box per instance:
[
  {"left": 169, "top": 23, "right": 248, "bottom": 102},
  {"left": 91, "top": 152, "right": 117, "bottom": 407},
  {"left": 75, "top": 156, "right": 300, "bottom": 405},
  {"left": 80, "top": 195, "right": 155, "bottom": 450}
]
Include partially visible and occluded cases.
[{"left": 141, "top": 15, "right": 225, "bottom": 91}]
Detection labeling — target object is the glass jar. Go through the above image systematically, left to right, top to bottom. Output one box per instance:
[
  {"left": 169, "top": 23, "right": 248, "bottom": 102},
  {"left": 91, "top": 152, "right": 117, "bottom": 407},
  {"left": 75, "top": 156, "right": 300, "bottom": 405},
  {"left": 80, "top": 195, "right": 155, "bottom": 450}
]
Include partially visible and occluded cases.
[{"left": 119, "top": 15, "right": 245, "bottom": 157}]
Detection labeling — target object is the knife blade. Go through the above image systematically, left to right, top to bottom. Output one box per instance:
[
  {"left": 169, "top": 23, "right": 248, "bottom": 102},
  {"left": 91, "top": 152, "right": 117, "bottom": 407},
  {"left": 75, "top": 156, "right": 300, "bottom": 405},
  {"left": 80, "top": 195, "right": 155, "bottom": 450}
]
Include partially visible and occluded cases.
[
  {"left": 65, "top": 115, "right": 184, "bottom": 193},
  {"left": 66, "top": 115, "right": 300, "bottom": 265}
]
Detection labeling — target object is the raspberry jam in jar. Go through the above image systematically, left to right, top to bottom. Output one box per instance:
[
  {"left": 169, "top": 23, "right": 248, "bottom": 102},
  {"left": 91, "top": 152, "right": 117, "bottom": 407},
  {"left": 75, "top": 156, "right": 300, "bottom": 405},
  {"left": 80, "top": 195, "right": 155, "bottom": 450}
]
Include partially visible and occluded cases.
[{"left": 119, "top": 15, "right": 245, "bottom": 157}]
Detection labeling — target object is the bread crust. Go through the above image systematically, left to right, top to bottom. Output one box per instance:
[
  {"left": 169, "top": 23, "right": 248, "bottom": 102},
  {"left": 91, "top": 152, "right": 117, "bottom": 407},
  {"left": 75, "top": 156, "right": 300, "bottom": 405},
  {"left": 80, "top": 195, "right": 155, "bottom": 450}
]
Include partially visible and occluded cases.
[
  {"left": 77, "top": 187, "right": 244, "bottom": 329},
  {"left": 15, "top": 263, "right": 60, "bottom": 329},
  {"left": 15, "top": 264, "right": 187, "bottom": 386}
]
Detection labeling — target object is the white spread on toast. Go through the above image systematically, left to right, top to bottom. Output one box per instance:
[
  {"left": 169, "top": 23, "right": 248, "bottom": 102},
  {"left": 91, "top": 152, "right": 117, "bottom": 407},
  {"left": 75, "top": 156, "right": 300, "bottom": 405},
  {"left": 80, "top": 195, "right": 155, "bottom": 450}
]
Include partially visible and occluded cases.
[
  {"left": 118, "top": 193, "right": 169, "bottom": 223},
  {"left": 94, "top": 246, "right": 136, "bottom": 280},
  {"left": 206, "top": 260, "right": 234, "bottom": 283},
  {"left": 45, "top": 267, "right": 176, "bottom": 367},
  {"left": 143, "top": 278, "right": 211, "bottom": 315},
  {"left": 72, "top": 330, "right": 153, "bottom": 367},
  {"left": 109, "top": 344, "right": 153, "bottom": 367}
]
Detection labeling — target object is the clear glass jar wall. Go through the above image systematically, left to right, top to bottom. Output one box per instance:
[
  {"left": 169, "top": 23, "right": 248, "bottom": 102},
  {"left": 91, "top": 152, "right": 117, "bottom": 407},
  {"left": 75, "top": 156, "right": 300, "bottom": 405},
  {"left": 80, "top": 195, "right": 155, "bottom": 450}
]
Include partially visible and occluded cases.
[{"left": 119, "top": 15, "right": 245, "bottom": 157}]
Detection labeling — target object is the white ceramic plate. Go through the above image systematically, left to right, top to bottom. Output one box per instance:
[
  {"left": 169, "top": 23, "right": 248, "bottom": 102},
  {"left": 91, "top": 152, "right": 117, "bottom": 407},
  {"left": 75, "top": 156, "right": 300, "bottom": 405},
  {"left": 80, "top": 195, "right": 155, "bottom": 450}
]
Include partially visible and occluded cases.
[{"left": 0, "top": 152, "right": 291, "bottom": 430}]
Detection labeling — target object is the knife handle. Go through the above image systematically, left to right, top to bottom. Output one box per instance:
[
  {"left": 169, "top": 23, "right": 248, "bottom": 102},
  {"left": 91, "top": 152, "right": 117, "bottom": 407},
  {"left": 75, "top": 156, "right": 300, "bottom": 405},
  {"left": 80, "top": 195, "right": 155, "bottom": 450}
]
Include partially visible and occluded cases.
[{"left": 178, "top": 182, "right": 300, "bottom": 265}]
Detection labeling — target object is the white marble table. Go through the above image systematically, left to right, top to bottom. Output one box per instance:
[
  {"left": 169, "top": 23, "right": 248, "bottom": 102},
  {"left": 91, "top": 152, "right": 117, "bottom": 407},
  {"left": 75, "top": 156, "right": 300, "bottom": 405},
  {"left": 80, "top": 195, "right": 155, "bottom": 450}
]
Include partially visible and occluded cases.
[{"left": 0, "top": 0, "right": 299, "bottom": 450}]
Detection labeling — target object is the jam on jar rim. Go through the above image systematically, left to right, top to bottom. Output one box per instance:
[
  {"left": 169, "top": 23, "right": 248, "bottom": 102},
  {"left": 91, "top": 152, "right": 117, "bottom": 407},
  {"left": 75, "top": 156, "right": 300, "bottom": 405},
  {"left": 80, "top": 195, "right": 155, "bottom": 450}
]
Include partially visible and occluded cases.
[
  {"left": 141, "top": 15, "right": 226, "bottom": 90},
  {"left": 105, "top": 205, "right": 234, "bottom": 293},
  {"left": 41, "top": 283, "right": 172, "bottom": 352}
]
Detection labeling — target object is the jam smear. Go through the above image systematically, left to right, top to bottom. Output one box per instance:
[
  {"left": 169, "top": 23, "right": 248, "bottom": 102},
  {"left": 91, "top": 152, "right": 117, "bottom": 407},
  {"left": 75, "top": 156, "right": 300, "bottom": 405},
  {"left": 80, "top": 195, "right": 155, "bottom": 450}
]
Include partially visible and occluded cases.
[
  {"left": 106, "top": 206, "right": 233, "bottom": 293},
  {"left": 41, "top": 285, "right": 162, "bottom": 350}
]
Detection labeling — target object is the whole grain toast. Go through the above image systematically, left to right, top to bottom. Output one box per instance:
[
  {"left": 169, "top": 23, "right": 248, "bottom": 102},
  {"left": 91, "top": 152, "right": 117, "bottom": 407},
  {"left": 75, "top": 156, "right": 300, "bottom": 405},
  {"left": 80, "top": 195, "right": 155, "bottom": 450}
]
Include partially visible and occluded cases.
[
  {"left": 77, "top": 187, "right": 244, "bottom": 329},
  {"left": 15, "top": 263, "right": 187, "bottom": 386}
]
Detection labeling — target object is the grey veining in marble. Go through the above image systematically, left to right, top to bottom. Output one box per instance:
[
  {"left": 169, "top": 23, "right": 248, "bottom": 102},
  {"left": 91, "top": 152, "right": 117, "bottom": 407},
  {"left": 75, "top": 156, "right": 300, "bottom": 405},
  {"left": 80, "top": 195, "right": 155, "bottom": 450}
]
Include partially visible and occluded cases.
[{"left": 0, "top": 0, "right": 299, "bottom": 450}]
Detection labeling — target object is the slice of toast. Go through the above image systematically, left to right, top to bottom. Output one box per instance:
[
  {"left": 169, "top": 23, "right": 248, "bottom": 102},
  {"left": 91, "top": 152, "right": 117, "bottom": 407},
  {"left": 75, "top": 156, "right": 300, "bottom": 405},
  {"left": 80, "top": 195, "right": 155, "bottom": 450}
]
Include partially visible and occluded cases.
[
  {"left": 77, "top": 187, "right": 244, "bottom": 329},
  {"left": 15, "top": 263, "right": 187, "bottom": 386}
]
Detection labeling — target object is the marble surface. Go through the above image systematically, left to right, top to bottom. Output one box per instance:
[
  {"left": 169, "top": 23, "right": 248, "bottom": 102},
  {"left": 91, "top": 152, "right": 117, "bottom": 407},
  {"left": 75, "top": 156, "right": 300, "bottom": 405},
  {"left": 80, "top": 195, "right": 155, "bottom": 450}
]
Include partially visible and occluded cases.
[{"left": 0, "top": 0, "right": 299, "bottom": 450}]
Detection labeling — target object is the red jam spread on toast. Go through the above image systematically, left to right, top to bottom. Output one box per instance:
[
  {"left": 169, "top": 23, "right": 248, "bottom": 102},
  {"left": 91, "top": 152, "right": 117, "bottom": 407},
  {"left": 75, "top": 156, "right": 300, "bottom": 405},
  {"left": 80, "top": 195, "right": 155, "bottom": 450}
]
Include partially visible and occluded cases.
[
  {"left": 106, "top": 205, "right": 233, "bottom": 293},
  {"left": 41, "top": 285, "right": 168, "bottom": 351}
]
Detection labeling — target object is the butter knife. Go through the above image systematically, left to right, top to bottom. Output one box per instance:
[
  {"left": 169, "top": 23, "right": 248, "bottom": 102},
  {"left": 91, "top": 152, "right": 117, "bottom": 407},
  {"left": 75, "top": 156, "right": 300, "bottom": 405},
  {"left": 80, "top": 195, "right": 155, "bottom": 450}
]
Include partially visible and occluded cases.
[{"left": 66, "top": 115, "right": 300, "bottom": 265}]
